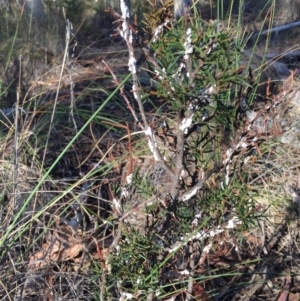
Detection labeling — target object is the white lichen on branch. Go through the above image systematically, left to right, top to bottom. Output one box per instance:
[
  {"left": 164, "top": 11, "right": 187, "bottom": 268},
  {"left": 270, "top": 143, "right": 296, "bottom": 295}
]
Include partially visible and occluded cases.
[
  {"left": 184, "top": 27, "right": 193, "bottom": 60},
  {"left": 179, "top": 114, "right": 194, "bottom": 133},
  {"left": 145, "top": 126, "right": 160, "bottom": 161}
]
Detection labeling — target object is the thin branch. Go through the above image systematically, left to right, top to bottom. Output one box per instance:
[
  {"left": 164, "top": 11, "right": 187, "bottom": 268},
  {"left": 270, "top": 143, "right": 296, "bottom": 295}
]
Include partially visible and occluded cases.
[
  {"left": 115, "top": 2, "right": 175, "bottom": 178},
  {"left": 250, "top": 20, "right": 300, "bottom": 40},
  {"left": 102, "top": 60, "right": 143, "bottom": 129},
  {"left": 178, "top": 163, "right": 222, "bottom": 202}
]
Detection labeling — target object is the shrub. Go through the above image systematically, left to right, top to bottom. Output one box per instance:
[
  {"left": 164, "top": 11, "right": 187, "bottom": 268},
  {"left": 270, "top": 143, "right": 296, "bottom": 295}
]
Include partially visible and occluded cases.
[{"left": 102, "top": 1, "right": 294, "bottom": 300}]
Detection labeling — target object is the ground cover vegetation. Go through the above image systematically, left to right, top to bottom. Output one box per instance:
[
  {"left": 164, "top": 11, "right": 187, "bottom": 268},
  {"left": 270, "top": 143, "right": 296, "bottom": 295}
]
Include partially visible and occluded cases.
[{"left": 0, "top": 0, "right": 300, "bottom": 300}]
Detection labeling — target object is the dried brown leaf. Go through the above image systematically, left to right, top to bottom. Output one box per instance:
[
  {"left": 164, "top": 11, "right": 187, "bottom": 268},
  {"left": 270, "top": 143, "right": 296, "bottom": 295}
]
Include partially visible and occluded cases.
[{"left": 192, "top": 281, "right": 210, "bottom": 301}]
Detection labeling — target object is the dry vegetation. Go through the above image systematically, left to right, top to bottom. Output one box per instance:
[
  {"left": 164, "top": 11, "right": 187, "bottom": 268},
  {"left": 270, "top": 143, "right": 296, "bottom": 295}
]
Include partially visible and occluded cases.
[{"left": 1, "top": 0, "right": 300, "bottom": 300}]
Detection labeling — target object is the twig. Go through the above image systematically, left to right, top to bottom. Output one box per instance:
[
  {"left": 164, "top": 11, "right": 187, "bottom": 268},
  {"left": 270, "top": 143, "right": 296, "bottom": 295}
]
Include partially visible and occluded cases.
[
  {"left": 63, "top": 8, "right": 78, "bottom": 132},
  {"left": 250, "top": 20, "right": 300, "bottom": 40},
  {"left": 171, "top": 26, "right": 195, "bottom": 199},
  {"left": 265, "top": 49, "right": 300, "bottom": 61},
  {"left": 13, "top": 55, "right": 21, "bottom": 205},
  {"left": 102, "top": 60, "right": 143, "bottom": 129},
  {"left": 125, "top": 122, "right": 133, "bottom": 177},
  {"left": 171, "top": 124, "right": 184, "bottom": 188},
  {"left": 178, "top": 163, "right": 222, "bottom": 202},
  {"left": 185, "top": 244, "right": 195, "bottom": 301}
]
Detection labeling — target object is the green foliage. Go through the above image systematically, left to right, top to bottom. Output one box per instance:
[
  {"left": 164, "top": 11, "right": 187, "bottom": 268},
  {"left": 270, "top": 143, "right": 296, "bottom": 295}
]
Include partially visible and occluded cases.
[{"left": 109, "top": 228, "right": 162, "bottom": 291}]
